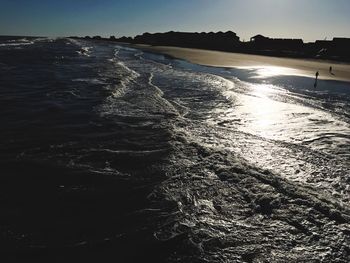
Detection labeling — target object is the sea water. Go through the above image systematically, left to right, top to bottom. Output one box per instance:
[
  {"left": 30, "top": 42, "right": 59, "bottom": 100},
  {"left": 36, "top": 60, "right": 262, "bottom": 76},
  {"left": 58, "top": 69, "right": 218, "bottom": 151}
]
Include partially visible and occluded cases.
[{"left": 0, "top": 37, "right": 349, "bottom": 262}]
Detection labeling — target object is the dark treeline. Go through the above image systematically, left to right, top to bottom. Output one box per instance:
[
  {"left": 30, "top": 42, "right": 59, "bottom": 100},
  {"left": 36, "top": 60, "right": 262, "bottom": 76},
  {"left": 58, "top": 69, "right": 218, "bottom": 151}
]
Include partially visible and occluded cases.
[{"left": 72, "top": 31, "right": 350, "bottom": 62}]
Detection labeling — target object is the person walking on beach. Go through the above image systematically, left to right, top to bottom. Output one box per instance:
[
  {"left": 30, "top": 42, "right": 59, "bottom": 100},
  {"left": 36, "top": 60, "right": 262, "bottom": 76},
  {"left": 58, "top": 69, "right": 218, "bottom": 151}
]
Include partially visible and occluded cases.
[
  {"left": 329, "top": 66, "right": 335, "bottom": 75},
  {"left": 314, "top": 71, "right": 319, "bottom": 88}
]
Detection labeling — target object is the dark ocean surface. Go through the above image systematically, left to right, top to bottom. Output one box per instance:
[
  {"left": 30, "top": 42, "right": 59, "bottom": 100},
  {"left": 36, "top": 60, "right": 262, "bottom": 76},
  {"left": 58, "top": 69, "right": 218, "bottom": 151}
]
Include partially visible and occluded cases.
[{"left": 0, "top": 37, "right": 350, "bottom": 262}]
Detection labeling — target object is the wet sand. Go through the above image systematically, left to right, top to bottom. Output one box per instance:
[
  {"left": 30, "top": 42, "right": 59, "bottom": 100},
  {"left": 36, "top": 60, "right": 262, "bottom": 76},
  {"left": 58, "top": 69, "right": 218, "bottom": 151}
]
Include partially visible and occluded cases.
[{"left": 137, "top": 45, "right": 350, "bottom": 82}]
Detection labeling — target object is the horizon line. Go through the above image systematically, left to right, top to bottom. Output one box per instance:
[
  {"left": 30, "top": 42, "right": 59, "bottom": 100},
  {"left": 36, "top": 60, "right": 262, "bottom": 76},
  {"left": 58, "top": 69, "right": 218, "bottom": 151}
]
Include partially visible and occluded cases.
[{"left": 1, "top": 31, "right": 349, "bottom": 44}]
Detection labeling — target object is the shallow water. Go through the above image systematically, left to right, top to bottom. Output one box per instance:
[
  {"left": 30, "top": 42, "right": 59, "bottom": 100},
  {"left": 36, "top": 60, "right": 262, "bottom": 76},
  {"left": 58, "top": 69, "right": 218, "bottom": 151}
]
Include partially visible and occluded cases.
[{"left": 0, "top": 37, "right": 349, "bottom": 262}]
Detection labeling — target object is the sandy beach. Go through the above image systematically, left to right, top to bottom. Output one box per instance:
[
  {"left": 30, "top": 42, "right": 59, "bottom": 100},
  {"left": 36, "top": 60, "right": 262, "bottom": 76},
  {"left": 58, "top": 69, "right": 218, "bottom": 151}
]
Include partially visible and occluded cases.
[{"left": 137, "top": 45, "right": 350, "bottom": 82}]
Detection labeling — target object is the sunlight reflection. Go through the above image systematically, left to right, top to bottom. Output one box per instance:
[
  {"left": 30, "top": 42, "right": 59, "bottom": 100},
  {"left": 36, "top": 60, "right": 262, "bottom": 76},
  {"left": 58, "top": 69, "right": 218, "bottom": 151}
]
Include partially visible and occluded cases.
[
  {"left": 239, "top": 65, "right": 301, "bottom": 78},
  {"left": 207, "top": 78, "right": 350, "bottom": 187},
  {"left": 223, "top": 82, "right": 304, "bottom": 140},
  {"left": 241, "top": 85, "right": 283, "bottom": 136}
]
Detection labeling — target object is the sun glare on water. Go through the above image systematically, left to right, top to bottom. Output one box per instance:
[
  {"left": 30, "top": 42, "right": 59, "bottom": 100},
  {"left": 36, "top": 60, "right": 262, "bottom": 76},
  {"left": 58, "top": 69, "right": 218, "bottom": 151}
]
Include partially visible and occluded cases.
[
  {"left": 239, "top": 65, "right": 301, "bottom": 78},
  {"left": 239, "top": 83, "right": 287, "bottom": 137}
]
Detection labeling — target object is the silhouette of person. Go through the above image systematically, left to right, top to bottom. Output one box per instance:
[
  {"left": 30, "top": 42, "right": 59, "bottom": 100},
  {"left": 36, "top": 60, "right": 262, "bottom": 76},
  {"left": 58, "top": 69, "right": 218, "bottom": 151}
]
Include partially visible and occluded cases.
[
  {"left": 329, "top": 66, "right": 335, "bottom": 75},
  {"left": 314, "top": 71, "right": 319, "bottom": 88}
]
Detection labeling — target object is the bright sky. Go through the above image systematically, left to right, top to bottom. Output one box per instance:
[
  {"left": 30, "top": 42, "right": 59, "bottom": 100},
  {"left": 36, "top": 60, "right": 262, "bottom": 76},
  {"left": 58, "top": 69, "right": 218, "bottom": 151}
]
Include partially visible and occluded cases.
[{"left": 1, "top": 0, "right": 349, "bottom": 42}]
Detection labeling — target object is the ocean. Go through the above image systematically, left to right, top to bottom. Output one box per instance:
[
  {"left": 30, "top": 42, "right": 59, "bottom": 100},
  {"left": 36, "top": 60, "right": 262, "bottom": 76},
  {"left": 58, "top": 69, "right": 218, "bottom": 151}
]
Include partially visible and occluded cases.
[{"left": 0, "top": 36, "right": 349, "bottom": 262}]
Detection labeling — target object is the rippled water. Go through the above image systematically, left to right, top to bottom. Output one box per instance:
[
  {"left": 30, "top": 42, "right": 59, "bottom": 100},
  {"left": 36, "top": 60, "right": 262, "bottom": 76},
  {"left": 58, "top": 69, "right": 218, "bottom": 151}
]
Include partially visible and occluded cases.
[{"left": 0, "top": 37, "right": 349, "bottom": 262}]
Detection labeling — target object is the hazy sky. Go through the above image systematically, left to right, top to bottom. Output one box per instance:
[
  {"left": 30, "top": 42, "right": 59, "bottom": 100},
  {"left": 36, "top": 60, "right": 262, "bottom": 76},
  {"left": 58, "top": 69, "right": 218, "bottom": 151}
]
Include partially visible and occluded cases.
[{"left": 1, "top": 0, "right": 349, "bottom": 41}]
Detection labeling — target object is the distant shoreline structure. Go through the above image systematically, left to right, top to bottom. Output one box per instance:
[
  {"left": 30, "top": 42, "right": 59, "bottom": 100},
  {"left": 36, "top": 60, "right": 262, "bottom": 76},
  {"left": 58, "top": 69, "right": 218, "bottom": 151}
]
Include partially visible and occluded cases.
[{"left": 71, "top": 31, "right": 350, "bottom": 62}]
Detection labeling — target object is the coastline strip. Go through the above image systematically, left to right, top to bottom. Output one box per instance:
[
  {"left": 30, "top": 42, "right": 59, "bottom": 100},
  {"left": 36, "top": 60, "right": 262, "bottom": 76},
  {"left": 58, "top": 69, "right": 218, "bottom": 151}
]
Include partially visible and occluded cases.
[{"left": 135, "top": 45, "right": 350, "bottom": 82}]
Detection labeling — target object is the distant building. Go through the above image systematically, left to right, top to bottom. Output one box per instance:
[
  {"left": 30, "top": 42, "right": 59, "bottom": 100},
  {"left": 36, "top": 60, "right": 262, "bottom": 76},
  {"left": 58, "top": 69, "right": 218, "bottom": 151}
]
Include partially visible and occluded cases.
[
  {"left": 133, "top": 31, "right": 240, "bottom": 51},
  {"left": 224, "top": 31, "right": 240, "bottom": 42},
  {"left": 250, "top": 34, "right": 268, "bottom": 42},
  {"left": 250, "top": 35, "right": 303, "bottom": 51},
  {"left": 333, "top": 37, "right": 350, "bottom": 49},
  {"left": 333, "top": 37, "right": 350, "bottom": 43},
  {"left": 314, "top": 40, "right": 332, "bottom": 47}
]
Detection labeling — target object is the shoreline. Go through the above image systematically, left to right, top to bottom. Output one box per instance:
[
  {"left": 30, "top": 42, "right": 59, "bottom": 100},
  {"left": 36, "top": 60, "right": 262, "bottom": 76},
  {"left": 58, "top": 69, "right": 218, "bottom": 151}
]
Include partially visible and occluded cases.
[{"left": 134, "top": 45, "right": 350, "bottom": 83}]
